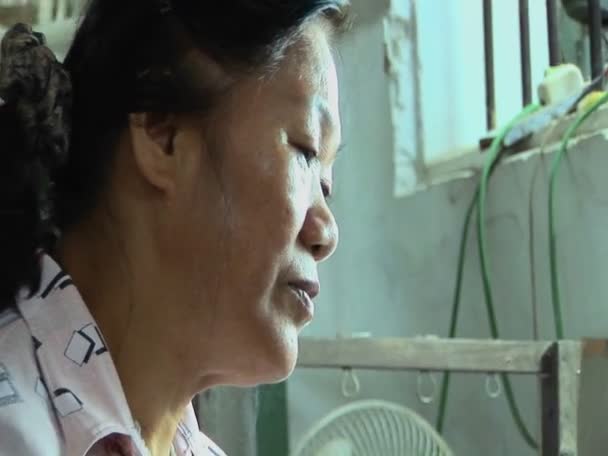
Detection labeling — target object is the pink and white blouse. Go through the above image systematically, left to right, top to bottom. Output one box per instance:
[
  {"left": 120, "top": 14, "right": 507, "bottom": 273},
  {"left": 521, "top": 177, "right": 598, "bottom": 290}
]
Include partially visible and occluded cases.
[{"left": 0, "top": 254, "right": 226, "bottom": 456}]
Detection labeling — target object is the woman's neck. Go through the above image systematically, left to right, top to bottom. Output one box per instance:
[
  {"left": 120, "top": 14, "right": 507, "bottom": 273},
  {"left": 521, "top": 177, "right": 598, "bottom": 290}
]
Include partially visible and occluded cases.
[{"left": 57, "top": 217, "right": 193, "bottom": 456}]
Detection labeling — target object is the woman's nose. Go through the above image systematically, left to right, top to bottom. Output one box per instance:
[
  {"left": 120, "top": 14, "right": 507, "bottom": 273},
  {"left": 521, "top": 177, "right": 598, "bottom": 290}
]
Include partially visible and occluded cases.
[{"left": 299, "top": 200, "right": 339, "bottom": 262}]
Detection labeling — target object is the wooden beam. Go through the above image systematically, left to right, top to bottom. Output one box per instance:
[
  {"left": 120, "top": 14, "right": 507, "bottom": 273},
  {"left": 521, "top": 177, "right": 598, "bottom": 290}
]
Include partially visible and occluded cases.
[
  {"left": 298, "top": 337, "right": 554, "bottom": 374},
  {"left": 540, "top": 341, "right": 582, "bottom": 455}
]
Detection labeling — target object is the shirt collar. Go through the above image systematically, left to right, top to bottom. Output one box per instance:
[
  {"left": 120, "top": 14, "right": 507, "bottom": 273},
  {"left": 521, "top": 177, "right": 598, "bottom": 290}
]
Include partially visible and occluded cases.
[{"left": 16, "top": 254, "right": 206, "bottom": 456}]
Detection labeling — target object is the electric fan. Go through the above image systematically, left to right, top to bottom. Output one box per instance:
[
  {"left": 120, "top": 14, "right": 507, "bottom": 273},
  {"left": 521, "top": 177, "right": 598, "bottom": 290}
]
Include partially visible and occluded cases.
[{"left": 292, "top": 400, "right": 454, "bottom": 456}]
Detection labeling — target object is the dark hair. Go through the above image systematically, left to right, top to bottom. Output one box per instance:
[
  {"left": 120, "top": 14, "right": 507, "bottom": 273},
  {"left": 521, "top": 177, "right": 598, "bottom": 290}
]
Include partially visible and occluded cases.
[{"left": 0, "top": 0, "right": 350, "bottom": 309}]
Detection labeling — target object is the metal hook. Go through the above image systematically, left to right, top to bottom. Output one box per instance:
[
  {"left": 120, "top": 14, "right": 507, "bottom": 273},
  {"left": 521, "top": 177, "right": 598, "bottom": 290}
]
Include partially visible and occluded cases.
[
  {"left": 341, "top": 368, "right": 361, "bottom": 398},
  {"left": 416, "top": 371, "right": 437, "bottom": 405},
  {"left": 485, "top": 373, "right": 502, "bottom": 399}
]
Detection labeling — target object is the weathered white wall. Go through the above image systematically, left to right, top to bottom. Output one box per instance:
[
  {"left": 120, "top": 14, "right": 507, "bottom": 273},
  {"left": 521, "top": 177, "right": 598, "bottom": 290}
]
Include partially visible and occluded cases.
[{"left": 288, "top": 1, "right": 608, "bottom": 455}]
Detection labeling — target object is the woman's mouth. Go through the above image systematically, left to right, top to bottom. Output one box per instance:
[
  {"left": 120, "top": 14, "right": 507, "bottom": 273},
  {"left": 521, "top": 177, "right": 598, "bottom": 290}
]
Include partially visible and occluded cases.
[{"left": 287, "top": 280, "right": 319, "bottom": 321}]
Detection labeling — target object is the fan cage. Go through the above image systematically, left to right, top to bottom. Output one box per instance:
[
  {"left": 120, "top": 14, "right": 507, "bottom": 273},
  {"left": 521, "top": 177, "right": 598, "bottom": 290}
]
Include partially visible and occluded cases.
[{"left": 293, "top": 400, "right": 454, "bottom": 456}]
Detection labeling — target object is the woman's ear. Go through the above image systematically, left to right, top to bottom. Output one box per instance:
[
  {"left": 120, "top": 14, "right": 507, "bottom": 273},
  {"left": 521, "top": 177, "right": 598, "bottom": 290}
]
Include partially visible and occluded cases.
[{"left": 128, "top": 112, "right": 179, "bottom": 195}]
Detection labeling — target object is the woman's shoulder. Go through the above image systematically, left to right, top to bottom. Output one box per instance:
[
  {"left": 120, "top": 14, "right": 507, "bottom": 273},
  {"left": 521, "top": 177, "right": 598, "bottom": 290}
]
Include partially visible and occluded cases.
[{"left": 0, "top": 307, "right": 63, "bottom": 455}]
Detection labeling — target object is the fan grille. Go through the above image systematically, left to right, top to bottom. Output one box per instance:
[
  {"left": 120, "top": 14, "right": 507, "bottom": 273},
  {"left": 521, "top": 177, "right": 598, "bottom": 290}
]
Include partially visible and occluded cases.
[{"left": 293, "top": 400, "right": 453, "bottom": 456}]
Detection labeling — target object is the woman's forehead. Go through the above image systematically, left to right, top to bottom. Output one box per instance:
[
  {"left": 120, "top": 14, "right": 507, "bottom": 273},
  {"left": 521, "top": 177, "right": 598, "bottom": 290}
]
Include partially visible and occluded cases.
[
  {"left": 220, "top": 24, "right": 341, "bottom": 150},
  {"left": 272, "top": 27, "right": 340, "bottom": 117}
]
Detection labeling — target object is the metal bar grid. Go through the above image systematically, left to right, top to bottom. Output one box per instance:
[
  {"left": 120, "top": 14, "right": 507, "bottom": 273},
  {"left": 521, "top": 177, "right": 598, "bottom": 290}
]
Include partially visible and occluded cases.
[{"left": 481, "top": 0, "right": 566, "bottom": 132}]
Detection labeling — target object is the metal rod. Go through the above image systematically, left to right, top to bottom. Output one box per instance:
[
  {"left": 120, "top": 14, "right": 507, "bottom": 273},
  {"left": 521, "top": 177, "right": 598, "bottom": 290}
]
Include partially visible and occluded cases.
[
  {"left": 483, "top": 0, "right": 496, "bottom": 130},
  {"left": 519, "top": 0, "right": 532, "bottom": 106},
  {"left": 546, "top": 0, "right": 561, "bottom": 66},
  {"left": 589, "top": 0, "right": 603, "bottom": 78},
  {"left": 298, "top": 337, "right": 555, "bottom": 374}
]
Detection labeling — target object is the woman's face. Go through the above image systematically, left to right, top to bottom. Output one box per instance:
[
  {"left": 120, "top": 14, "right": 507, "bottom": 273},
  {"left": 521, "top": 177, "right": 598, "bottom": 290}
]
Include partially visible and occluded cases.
[{"left": 155, "top": 22, "right": 342, "bottom": 386}]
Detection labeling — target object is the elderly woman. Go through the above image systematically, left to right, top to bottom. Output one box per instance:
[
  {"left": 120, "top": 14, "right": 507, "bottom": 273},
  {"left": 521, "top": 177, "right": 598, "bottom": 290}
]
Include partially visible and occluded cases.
[{"left": 0, "top": 0, "right": 348, "bottom": 454}]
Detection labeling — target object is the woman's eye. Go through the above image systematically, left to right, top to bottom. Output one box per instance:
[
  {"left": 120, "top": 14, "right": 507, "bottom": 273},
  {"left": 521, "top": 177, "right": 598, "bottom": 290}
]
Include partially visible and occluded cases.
[
  {"left": 295, "top": 145, "right": 318, "bottom": 164},
  {"left": 321, "top": 181, "right": 332, "bottom": 200}
]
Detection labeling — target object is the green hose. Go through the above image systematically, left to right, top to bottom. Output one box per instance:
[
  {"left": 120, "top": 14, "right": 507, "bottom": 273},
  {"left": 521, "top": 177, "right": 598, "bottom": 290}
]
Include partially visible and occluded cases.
[
  {"left": 549, "top": 92, "right": 608, "bottom": 340},
  {"left": 438, "top": 93, "right": 608, "bottom": 447},
  {"left": 477, "top": 104, "right": 540, "bottom": 450},
  {"left": 436, "top": 105, "right": 540, "bottom": 449},
  {"left": 435, "top": 188, "right": 477, "bottom": 433}
]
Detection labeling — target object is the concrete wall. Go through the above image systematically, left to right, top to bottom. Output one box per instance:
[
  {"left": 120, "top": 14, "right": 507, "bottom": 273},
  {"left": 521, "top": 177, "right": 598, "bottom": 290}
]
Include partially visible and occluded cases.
[
  {"left": 288, "top": 1, "right": 608, "bottom": 455},
  {"left": 290, "top": 125, "right": 608, "bottom": 455}
]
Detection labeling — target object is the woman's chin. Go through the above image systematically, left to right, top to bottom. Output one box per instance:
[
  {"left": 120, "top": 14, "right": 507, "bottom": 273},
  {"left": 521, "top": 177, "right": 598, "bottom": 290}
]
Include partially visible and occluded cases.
[{"left": 249, "top": 322, "right": 300, "bottom": 385}]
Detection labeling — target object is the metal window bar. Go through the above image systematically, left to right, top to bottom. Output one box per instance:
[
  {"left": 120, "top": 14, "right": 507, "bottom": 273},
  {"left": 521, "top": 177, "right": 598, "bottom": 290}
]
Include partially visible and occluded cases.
[
  {"left": 482, "top": 0, "right": 607, "bottom": 130},
  {"left": 482, "top": 0, "right": 534, "bottom": 126},
  {"left": 483, "top": 0, "right": 496, "bottom": 130},
  {"left": 483, "top": 0, "right": 543, "bottom": 122},
  {"left": 520, "top": 0, "right": 533, "bottom": 106},
  {"left": 547, "top": 0, "right": 561, "bottom": 66},
  {"left": 588, "top": 0, "right": 603, "bottom": 78},
  {"left": 296, "top": 337, "right": 608, "bottom": 456}
]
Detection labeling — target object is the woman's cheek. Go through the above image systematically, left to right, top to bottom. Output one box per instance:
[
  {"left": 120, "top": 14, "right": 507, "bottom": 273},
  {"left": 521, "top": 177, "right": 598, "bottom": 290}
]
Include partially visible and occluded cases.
[{"left": 286, "top": 162, "right": 314, "bottom": 229}]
